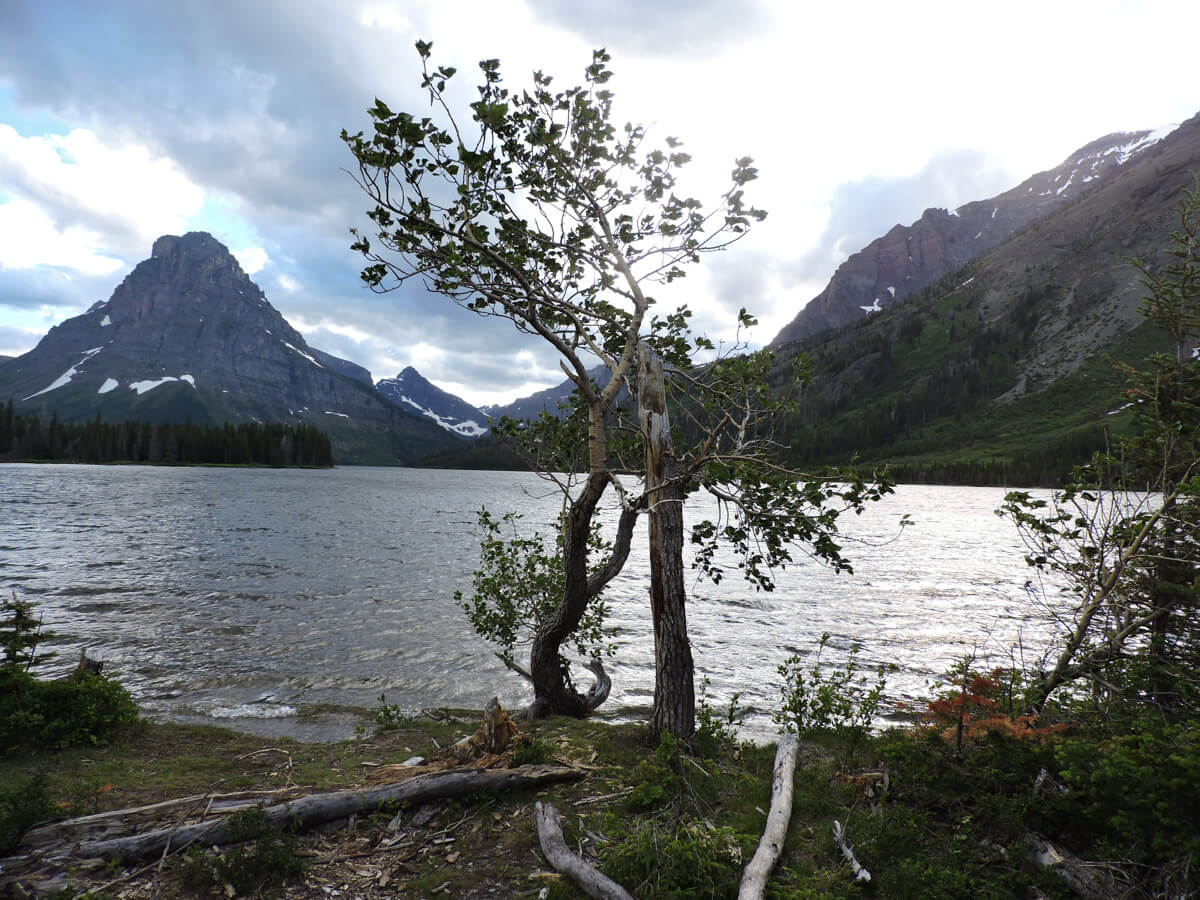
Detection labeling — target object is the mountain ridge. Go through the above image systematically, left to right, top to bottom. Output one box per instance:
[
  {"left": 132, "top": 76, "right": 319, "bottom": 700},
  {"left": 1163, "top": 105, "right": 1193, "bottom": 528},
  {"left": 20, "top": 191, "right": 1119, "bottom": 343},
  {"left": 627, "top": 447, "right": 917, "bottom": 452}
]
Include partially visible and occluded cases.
[
  {"left": 771, "top": 124, "right": 1181, "bottom": 347},
  {"left": 0, "top": 232, "right": 460, "bottom": 464}
]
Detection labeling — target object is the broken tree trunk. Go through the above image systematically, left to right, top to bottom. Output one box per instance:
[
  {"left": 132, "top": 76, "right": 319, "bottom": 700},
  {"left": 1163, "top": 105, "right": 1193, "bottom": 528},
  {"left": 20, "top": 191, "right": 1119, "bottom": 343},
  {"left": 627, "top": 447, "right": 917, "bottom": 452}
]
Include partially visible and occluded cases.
[
  {"left": 638, "top": 341, "right": 695, "bottom": 743},
  {"left": 738, "top": 734, "right": 800, "bottom": 899},
  {"left": 60, "top": 765, "right": 583, "bottom": 864},
  {"left": 535, "top": 801, "right": 634, "bottom": 900},
  {"left": 1026, "top": 833, "right": 1114, "bottom": 899}
]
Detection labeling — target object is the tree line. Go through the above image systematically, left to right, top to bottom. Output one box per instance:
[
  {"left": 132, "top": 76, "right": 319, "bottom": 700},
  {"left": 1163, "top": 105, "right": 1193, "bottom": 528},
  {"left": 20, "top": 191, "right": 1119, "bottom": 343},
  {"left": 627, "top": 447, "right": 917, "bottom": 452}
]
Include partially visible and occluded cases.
[{"left": 0, "top": 402, "right": 333, "bottom": 467}]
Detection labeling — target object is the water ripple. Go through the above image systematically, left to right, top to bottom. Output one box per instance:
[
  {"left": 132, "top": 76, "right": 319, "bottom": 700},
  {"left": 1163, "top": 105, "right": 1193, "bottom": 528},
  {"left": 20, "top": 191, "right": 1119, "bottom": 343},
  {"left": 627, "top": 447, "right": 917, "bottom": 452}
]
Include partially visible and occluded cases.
[{"left": 0, "top": 463, "right": 1058, "bottom": 741}]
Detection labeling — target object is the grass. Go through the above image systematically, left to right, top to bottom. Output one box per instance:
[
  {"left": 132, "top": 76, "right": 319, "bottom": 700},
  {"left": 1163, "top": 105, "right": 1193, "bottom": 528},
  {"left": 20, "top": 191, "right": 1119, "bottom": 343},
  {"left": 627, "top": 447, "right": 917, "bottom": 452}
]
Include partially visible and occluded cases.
[{"left": 4, "top": 707, "right": 1192, "bottom": 898}]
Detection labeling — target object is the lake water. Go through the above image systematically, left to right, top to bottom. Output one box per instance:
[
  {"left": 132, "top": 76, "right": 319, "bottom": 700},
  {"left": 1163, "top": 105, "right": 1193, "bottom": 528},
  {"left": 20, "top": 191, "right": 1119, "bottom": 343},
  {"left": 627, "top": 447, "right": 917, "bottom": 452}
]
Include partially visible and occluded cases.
[{"left": 0, "top": 464, "right": 1058, "bottom": 741}]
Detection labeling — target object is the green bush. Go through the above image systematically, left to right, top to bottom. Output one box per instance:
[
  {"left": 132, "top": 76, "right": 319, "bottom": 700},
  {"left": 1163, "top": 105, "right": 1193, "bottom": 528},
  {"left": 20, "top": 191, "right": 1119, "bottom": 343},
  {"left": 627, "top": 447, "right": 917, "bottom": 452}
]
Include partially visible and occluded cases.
[
  {"left": 774, "top": 633, "right": 892, "bottom": 761},
  {"left": 0, "top": 667, "right": 139, "bottom": 754},
  {"left": 693, "top": 677, "right": 744, "bottom": 760},
  {"left": 1051, "top": 721, "right": 1200, "bottom": 862},
  {"left": 511, "top": 733, "right": 553, "bottom": 766},
  {"left": 627, "top": 733, "right": 682, "bottom": 812},
  {"left": 0, "top": 773, "right": 54, "bottom": 854},
  {"left": 176, "top": 805, "right": 305, "bottom": 897},
  {"left": 602, "top": 816, "right": 751, "bottom": 899}
]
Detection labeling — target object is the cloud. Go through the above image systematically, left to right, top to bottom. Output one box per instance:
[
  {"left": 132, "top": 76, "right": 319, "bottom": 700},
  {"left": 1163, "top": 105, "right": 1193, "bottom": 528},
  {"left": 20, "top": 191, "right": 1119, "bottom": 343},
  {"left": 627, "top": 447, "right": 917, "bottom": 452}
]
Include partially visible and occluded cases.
[
  {"left": 525, "top": 0, "right": 770, "bottom": 56},
  {"left": 0, "top": 124, "right": 204, "bottom": 264},
  {"left": 784, "top": 149, "right": 1016, "bottom": 287},
  {"left": 232, "top": 247, "right": 269, "bottom": 275},
  {"left": 0, "top": 323, "right": 43, "bottom": 358}
]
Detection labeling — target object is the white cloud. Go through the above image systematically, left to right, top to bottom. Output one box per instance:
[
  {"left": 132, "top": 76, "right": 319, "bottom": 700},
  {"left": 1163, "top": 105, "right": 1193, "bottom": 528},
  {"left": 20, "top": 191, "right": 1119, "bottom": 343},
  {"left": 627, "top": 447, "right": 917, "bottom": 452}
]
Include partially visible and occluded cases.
[
  {"left": 359, "top": 5, "right": 414, "bottom": 33},
  {"left": 0, "top": 125, "right": 204, "bottom": 264},
  {"left": 0, "top": 196, "right": 125, "bottom": 275},
  {"left": 233, "top": 246, "right": 269, "bottom": 274},
  {"left": 277, "top": 273, "right": 301, "bottom": 293}
]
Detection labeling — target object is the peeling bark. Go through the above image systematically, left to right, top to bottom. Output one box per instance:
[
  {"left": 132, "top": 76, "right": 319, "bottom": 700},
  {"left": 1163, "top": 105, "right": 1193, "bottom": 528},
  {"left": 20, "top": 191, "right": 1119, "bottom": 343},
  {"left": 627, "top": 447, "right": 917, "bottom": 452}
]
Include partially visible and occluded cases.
[{"left": 640, "top": 343, "right": 695, "bottom": 741}]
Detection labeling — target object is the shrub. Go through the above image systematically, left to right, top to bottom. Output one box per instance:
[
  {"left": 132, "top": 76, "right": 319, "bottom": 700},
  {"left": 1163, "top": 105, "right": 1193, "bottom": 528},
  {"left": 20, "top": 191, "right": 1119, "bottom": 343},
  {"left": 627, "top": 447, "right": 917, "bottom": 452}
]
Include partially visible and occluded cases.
[
  {"left": 774, "top": 633, "right": 892, "bottom": 758},
  {"left": 0, "top": 667, "right": 138, "bottom": 754},
  {"left": 693, "top": 677, "right": 744, "bottom": 760},
  {"left": 373, "top": 693, "right": 413, "bottom": 730},
  {"left": 1051, "top": 721, "right": 1200, "bottom": 863},
  {"left": 511, "top": 733, "right": 553, "bottom": 766},
  {"left": 0, "top": 773, "right": 54, "bottom": 854},
  {"left": 176, "top": 805, "right": 305, "bottom": 897},
  {"left": 602, "top": 816, "right": 750, "bottom": 899}
]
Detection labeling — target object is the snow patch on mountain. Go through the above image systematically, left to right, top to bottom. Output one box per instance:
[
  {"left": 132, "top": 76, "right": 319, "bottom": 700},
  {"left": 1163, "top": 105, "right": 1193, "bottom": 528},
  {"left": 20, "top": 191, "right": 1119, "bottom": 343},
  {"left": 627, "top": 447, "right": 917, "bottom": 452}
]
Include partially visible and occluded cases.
[
  {"left": 282, "top": 341, "right": 323, "bottom": 367},
  {"left": 23, "top": 347, "right": 104, "bottom": 400},
  {"left": 375, "top": 366, "right": 489, "bottom": 438},
  {"left": 129, "top": 374, "right": 197, "bottom": 395},
  {"left": 98, "top": 378, "right": 119, "bottom": 394},
  {"left": 394, "top": 395, "right": 488, "bottom": 436}
]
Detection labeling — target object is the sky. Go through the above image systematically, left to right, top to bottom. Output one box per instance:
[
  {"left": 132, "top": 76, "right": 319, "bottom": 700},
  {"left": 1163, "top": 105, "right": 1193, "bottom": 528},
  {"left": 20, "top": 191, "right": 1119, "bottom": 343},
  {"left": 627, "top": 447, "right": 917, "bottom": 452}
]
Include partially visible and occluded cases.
[{"left": 1, "top": 1, "right": 1198, "bottom": 408}]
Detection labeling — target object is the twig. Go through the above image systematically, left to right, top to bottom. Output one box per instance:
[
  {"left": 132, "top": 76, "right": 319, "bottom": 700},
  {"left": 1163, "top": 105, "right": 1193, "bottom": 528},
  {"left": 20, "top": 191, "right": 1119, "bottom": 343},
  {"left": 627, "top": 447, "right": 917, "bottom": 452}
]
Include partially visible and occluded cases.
[{"left": 833, "top": 819, "right": 871, "bottom": 883}]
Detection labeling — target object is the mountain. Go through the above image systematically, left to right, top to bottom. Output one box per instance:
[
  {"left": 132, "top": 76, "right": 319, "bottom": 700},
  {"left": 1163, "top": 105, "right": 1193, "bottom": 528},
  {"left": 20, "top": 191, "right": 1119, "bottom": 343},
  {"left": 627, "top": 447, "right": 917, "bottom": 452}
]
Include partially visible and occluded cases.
[
  {"left": 769, "top": 112, "right": 1200, "bottom": 484},
  {"left": 771, "top": 126, "right": 1180, "bottom": 348},
  {"left": 0, "top": 232, "right": 460, "bottom": 464},
  {"left": 483, "top": 364, "right": 629, "bottom": 422},
  {"left": 375, "top": 367, "right": 489, "bottom": 437}
]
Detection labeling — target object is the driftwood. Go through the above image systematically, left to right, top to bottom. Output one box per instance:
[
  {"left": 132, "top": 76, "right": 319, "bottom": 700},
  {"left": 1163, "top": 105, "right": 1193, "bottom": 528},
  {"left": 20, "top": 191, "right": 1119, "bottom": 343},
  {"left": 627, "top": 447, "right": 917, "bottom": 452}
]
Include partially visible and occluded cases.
[
  {"left": 738, "top": 733, "right": 800, "bottom": 899},
  {"left": 42, "top": 765, "right": 583, "bottom": 864},
  {"left": 21, "top": 789, "right": 302, "bottom": 852},
  {"left": 535, "top": 801, "right": 634, "bottom": 900},
  {"left": 833, "top": 820, "right": 871, "bottom": 883},
  {"left": 1026, "top": 833, "right": 1114, "bottom": 899}
]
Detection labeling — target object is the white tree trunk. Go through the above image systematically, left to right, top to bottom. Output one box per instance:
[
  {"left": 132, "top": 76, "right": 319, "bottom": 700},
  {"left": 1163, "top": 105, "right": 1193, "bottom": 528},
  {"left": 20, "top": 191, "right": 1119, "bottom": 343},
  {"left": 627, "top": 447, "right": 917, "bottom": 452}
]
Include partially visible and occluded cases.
[
  {"left": 738, "top": 734, "right": 800, "bottom": 899},
  {"left": 535, "top": 801, "right": 634, "bottom": 900}
]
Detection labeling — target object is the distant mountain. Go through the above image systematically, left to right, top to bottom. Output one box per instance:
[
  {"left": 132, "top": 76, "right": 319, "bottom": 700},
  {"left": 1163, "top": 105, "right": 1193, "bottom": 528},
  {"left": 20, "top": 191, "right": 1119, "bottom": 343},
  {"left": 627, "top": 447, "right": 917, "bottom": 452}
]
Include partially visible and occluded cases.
[
  {"left": 770, "top": 112, "right": 1200, "bottom": 484},
  {"left": 771, "top": 125, "right": 1180, "bottom": 347},
  {"left": 0, "top": 232, "right": 460, "bottom": 464},
  {"left": 310, "top": 348, "right": 374, "bottom": 387},
  {"left": 484, "top": 364, "right": 627, "bottom": 421},
  {"left": 375, "top": 367, "right": 489, "bottom": 437}
]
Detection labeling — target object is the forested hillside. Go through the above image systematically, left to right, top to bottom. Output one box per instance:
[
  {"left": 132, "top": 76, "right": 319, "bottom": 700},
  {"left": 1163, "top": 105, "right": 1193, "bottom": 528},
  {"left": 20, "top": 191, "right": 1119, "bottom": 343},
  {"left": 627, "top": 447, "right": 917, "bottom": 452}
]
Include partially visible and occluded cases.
[{"left": 0, "top": 403, "right": 333, "bottom": 467}]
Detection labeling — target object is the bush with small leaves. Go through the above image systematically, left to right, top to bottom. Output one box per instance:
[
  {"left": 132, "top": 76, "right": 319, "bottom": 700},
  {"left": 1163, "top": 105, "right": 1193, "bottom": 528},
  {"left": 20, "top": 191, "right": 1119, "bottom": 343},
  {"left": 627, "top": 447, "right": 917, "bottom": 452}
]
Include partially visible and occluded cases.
[
  {"left": 0, "top": 773, "right": 54, "bottom": 855},
  {"left": 176, "top": 805, "right": 305, "bottom": 897}
]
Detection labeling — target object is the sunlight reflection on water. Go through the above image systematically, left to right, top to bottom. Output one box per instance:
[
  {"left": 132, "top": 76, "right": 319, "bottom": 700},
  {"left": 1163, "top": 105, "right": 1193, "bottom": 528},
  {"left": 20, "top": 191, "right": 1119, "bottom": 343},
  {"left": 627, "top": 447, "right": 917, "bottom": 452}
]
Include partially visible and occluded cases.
[{"left": 1, "top": 463, "right": 1057, "bottom": 741}]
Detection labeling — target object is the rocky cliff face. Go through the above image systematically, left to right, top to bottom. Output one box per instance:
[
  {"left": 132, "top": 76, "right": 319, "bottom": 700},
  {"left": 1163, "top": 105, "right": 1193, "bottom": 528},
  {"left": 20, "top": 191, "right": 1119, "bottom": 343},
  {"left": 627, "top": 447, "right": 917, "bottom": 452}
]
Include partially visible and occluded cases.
[
  {"left": 771, "top": 126, "right": 1180, "bottom": 347},
  {"left": 0, "top": 232, "right": 459, "bottom": 463}
]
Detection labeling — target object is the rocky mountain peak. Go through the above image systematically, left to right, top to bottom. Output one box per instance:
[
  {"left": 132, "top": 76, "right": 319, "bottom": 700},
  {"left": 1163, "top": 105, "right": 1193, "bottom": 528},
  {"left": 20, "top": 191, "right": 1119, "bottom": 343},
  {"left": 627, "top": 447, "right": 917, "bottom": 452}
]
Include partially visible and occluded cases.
[
  {"left": 770, "top": 122, "right": 1183, "bottom": 348},
  {"left": 151, "top": 231, "right": 231, "bottom": 260},
  {"left": 0, "top": 232, "right": 461, "bottom": 463},
  {"left": 375, "top": 368, "right": 488, "bottom": 438}
]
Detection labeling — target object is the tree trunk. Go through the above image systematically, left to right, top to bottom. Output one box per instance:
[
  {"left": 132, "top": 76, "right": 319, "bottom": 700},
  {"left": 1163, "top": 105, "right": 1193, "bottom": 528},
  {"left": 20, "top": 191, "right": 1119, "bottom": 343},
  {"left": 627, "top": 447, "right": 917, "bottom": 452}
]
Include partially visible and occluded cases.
[
  {"left": 639, "top": 343, "right": 695, "bottom": 742},
  {"left": 528, "top": 471, "right": 610, "bottom": 718}
]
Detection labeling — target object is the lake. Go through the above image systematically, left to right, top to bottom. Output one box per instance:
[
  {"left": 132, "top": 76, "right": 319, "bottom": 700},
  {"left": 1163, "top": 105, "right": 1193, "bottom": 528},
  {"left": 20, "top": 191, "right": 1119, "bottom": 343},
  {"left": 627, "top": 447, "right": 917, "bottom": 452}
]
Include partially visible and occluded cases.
[{"left": 0, "top": 463, "right": 1057, "bottom": 740}]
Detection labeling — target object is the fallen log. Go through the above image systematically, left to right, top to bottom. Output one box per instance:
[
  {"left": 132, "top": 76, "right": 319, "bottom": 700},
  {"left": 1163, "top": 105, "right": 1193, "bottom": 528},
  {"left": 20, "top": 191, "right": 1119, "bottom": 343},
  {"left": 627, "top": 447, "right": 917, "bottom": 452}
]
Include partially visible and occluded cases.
[
  {"left": 738, "top": 733, "right": 799, "bottom": 899},
  {"left": 67, "top": 765, "right": 583, "bottom": 864},
  {"left": 21, "top": 789, "right": 301, "bottom": 852},
  {"left": 534, "top": 801, "right": 633, "bottom": 900},
  {"left": 1026, "top": 833, "right": 1114, "bottom": 899}
]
